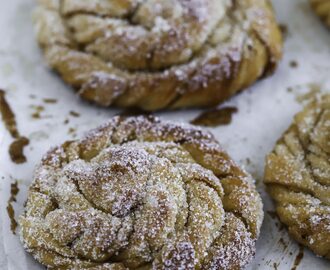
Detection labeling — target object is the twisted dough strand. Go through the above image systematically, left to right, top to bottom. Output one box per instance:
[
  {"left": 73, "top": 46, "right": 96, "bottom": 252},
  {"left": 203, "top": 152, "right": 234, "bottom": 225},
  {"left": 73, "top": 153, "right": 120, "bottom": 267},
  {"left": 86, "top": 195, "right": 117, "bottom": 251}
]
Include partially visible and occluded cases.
[
  {"left": 34, "top": 0, "right": 282, "bottom": 110},
  {"left": 265, "top": 95, "right": 330, "bottom": 259},
  {"left": 20, "top": 116, "right": 263, "bottom": 269}
]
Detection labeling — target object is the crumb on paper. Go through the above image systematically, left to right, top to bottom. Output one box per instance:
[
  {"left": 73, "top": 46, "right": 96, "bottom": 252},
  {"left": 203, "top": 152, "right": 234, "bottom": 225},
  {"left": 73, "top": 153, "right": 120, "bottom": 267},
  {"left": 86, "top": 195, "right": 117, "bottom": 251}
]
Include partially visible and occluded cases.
[
  {"left": 279, "top": 24, "right": 289, "bottom": 39},
  {"left": 289, "top": 60, "right": 298, "bottom": 68},
  {"left": 0, "top": 89, "right": 30, "bottom": 164},
  {"left": 43, "top": 98, "right": 57, "bottom": 104},
  {"left": 30, "top": 105, "right": 45, "bottom": 119},
  {"left": 190, "top": 107, "right": 238, "bottom": 127},
  {"left": 69, "top": 111, "right": 80, "bottom": 117},
  {"left": 9, "top": 136, "right": 29, "bottom": 164},
  {"left": 6, "top": 180, "right": 19, "bottom": 235},
  {"left": 291, "top": 245, "right": 304, "bottom": 270}
]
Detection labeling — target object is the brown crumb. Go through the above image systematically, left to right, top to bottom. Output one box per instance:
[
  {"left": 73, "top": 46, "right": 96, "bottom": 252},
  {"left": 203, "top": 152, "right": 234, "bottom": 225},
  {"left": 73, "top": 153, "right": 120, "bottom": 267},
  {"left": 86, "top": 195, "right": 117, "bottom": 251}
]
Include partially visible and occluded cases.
[
  {"left": 279, "top": 24, "right": 289, "bottom": 39},
  {"left": 289, "top": 61, "right": 298, "bottom": 68},
  {"left": 0, "top": 89, "right": 19, "bottom": 138},
  {"left": 0, "top": 89, "right": 30, "bottom": 164},
  {"left": 43, "top": 98, "right": 57, "bottom": 104},
  {"left": 31, "top": 105, "right": 45, "bottom": 119},
  {"left": 190, "top": 107, "right": 238, "bottom": 127},
  {"left": 69, "top": 111, "right": 80, "bottom": 117},
  {"left": 68, "top": 127, "right": 77, "bottom": 138},
  {"left": 9, "top": 137, "right": 30, "bottom": 164},
  {"left": 245, "top": 158, "right": 251, "bottom": 165},
  {"left": 6, "top": 181, "right": 20, "bottom": 234},
  {"left": 278, "top": 238, "right": 288, "bottom": 251},
  {"left": 291, "top": 245, "right": 304, "bottom": 270},
  {"left": 273, "top": 262, "right": 280, "bottom": 270}
]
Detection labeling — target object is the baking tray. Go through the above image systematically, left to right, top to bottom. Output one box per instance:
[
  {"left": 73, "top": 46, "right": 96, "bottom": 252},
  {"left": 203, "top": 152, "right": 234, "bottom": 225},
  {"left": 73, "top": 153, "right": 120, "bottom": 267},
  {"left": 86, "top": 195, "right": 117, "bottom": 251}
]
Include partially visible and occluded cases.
[{"left": 0, "top": 0, "right": 330, "bottom": 269}]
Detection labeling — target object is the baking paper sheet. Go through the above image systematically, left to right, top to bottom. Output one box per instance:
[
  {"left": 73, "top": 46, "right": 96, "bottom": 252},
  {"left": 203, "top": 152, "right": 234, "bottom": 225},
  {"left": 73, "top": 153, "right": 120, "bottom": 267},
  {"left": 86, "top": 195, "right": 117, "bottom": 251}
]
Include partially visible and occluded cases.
[{"left": 0, "top": 0, "right": 330, "bottom": 269}]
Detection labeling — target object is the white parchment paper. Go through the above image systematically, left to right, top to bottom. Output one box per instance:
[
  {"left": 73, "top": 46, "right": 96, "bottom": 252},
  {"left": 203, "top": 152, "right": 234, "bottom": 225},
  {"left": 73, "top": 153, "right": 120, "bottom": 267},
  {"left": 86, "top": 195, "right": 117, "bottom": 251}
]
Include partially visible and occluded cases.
[{"left": 0, "top": 0, "right": 329, "bottom": 269}]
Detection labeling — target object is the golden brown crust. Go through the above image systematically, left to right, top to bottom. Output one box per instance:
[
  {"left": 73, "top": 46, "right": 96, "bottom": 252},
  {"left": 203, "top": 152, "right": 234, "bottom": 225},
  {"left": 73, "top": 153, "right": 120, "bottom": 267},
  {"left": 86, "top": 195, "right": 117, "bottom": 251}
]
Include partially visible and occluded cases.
[
  {"left": 34, "top": 0, "right": 282, "bottom": 111},
  {"left": 310, "top": 0, "right": 330, "bottom": 27},
  {"left": 264, "top": 95, "right": 330, "bottom": 259},
  {"left": 20, "top": 116, "right": 263, "bottom": 269}
]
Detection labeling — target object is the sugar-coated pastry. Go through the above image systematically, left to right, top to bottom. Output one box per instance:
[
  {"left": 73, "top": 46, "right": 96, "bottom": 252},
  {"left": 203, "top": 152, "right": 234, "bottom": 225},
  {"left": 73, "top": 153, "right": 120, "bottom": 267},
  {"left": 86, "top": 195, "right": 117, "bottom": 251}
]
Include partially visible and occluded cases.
[
  {"left": 33, "top": 0, "right": 282, "bottom": 110},
  {"left": 265, "top": 95, "right": 330, "bottom": 259},
  {"left": 20, "top": 116, "right": 263, "bottom": 269}
]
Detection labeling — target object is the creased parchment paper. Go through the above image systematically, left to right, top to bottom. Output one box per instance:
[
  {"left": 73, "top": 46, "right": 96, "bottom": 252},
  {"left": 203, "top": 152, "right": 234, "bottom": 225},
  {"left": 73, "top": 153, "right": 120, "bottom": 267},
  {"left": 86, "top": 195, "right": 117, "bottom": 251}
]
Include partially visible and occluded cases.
[{"left": 0, "top": 0, "right": 330, "bottom": 269}]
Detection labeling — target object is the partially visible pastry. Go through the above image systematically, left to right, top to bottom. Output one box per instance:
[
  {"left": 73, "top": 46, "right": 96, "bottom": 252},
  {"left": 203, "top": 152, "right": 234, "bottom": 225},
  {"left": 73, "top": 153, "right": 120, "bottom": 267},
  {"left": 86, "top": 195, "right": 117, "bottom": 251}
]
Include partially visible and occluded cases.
[
  {"left": 33, "top": 0, "right": 282, "bottom": 110},
  {"left": 310, "top": 0, "right": 330, "bottom": 27},
  {"left": 264, "top": 95, "right": 330, "bottom": 259},
  {"left": 20, "top": 116, "right": 263, "bottom": 269}
]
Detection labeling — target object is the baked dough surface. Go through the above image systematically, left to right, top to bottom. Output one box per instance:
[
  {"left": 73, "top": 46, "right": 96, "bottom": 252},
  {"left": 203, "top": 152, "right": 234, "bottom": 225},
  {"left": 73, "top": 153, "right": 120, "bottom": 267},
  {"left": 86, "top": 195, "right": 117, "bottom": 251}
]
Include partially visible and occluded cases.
[
  {"left": 34, "top": 0, "right": 282, "bottom": 110},
  {"left": 265, "top": 95, "right": 330, "bottom": 259},
  {"left": 20, "top": 116, "right": 263, "bottom": 269}
]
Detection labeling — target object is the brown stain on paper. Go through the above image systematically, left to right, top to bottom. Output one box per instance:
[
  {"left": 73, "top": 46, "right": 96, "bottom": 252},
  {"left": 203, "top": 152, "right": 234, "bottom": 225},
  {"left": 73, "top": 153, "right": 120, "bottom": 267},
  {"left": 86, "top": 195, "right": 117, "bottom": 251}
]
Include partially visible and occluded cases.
[
  {"left": 279, "top": 24, "right": 289, "bottom": 40},
  {"left": 0, "top": 89, "right": 29, "bottom": 164},
  {"left": 0, "top": 89, "right": 19, "bottom": 138},
  {"left": 43, "top": 98, "right": 57, "bottom": 104},
  {"left": 31, "top": 105, "right": 45, "bottom": 119},
  {"left": 191, "top": 107, "right": 238, "bottom": 127},
  {"left": 69, "top": 110, "right": 80, "bottom": 117},
  {"left": 9, "top": 136, "right": 30, "bottom": 164},
  {"left": 6, "top": 181, "right": 20, "bottom": 234},
  {"left": 291, "top": 245, "right": 304, "bottom": 270}
]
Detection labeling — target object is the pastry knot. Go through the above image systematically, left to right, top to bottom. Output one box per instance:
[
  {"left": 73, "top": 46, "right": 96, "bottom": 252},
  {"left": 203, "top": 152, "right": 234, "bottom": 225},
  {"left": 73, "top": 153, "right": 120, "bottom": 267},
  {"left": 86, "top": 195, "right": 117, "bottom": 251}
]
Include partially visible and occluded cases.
[
  {"left": 34, "top": 0, "right": 282, "bottom": 110},
  {"left": 265, "top": 95, "right": 330, "bottom": 259},
  {"left": 20, "top": 116, "right": 263, "bottom": 269}
]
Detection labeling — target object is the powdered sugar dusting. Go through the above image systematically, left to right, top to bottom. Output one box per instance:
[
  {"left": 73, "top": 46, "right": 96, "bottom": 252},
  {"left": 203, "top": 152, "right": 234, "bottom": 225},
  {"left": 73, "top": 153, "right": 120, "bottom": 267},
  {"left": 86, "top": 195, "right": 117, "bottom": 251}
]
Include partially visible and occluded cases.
[
  {"left": 33, "top": 0, "right": 282, "bottom": 110},
  {"left": 265, "top": 95, "right": 330, "bottom": 258},
  {"left": 20, "top": 116, "right": 263, "bottom": 269}
]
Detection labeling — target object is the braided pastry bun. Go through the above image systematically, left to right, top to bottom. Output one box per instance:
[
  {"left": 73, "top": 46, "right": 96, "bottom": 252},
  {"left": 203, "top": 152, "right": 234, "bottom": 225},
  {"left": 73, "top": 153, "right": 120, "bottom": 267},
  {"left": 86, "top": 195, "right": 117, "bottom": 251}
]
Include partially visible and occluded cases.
[
  {"left": 34, "top": 0, "right": 282, "bottom": 111},
  {"left": 310, "top": 0, "right": 330, "bottom": 27},
  {"left": 264, "top": 95, "right": 330, "bottom": 259},
  {"left": 20, "top": 116, "right": 263, "bottom": 269}
]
